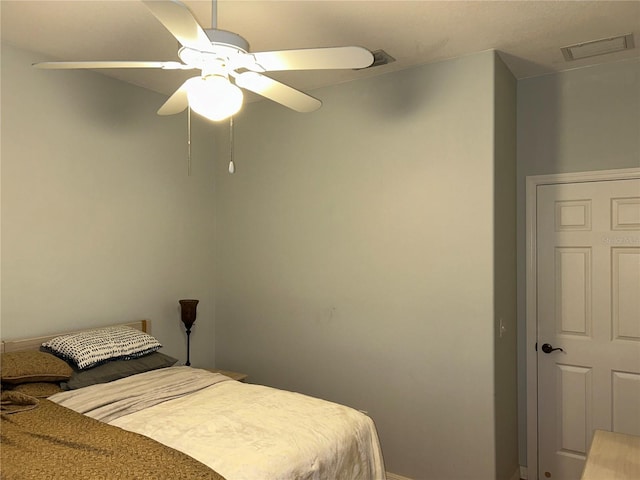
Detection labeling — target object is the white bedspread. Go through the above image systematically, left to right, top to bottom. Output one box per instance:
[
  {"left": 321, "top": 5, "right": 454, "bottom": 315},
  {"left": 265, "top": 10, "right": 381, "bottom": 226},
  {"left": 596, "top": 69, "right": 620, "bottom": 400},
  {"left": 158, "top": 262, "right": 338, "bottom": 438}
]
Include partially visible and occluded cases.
[
  {"left": 49, "top": 366, "right": 229, "bottom": 423},
  {"left": 53, "top": 367, "right": 386, "bottom": 480}
]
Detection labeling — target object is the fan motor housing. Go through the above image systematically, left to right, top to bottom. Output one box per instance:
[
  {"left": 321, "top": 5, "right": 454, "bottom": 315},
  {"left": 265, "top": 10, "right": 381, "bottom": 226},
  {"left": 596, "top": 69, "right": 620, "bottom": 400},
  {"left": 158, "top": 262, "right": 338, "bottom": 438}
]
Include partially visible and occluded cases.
[
  {"left": 178, "top": 29, "right": 250, "bottom": 72},
  {"left": 179, "top": 46, "right": 243, "bottom": 69}
]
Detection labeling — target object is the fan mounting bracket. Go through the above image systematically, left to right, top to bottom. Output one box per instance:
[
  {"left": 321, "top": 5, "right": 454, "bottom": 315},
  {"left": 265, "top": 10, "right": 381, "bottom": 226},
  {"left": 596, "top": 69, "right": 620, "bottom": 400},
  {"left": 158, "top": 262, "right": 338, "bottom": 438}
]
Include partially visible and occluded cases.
[{"left": 204, "top": 29, "right": 250, "bottom": 52}]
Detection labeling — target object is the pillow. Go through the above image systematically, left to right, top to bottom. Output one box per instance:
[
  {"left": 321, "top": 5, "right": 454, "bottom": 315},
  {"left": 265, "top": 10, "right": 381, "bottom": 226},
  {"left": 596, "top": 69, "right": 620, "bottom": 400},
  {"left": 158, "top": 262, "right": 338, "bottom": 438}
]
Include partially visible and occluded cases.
[
  {"left": 42, "top": 326, "right": 162, "bottom": 370},
  {"left": 1, "top": 351, "right": 73, "bottom": 384},
  {"left": 61, "top": 352, "right": 178, "bottom": 390},
  {"left": 9, "top": 382, "right": 64, "bottom": 398}
]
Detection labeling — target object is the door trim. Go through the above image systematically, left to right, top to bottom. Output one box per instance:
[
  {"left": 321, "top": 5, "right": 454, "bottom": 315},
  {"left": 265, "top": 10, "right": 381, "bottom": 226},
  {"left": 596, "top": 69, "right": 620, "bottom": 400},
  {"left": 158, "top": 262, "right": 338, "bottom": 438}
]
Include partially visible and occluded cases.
[{"left": 525, "top": 167, "right": 640, "bottom": 480}]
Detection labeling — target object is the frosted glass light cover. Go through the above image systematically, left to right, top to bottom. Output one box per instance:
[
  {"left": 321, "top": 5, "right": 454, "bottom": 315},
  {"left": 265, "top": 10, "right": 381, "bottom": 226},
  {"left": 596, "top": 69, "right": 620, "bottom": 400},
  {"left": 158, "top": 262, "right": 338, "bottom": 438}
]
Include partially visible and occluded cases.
[{"left": 187, "top": 76, "right": 243, "bottom": 121}]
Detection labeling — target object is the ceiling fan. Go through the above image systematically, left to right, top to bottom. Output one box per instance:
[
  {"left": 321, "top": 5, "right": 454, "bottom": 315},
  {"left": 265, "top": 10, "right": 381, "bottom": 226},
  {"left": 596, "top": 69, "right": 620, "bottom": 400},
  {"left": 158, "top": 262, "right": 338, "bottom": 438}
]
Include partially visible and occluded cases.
[{"left": 34, "top": 0, "right": 374, "bottom": 122}]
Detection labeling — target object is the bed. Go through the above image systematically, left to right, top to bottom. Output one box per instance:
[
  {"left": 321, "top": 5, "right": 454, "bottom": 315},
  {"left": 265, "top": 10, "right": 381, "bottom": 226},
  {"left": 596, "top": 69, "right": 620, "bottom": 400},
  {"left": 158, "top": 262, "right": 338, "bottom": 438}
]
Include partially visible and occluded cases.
[{"left": 0, "top": 320, "right": 386, "bottom": 480}]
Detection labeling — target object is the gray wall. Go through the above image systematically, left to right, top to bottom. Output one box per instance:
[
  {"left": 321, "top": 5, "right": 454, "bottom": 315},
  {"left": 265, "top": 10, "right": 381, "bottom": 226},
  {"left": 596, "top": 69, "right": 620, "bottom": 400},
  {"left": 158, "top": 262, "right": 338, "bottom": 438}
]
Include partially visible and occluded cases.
[
  {"left": 1, "top": 43, "right": 218, "bottom": 367},
  {"left": 214, "top": 50, "right": 517, "bottom": 479},
  {"left": 494, "top": 54, "right": 518, "bottom": 480},
  {"left": 516, "top": 57, "right": 640, "bottom": 465}
]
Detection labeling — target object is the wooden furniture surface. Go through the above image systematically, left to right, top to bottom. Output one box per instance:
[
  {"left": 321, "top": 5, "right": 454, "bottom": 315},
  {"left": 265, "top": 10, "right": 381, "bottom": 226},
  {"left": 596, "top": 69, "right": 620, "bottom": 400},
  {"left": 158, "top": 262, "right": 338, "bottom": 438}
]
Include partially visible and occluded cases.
[
  {"left": 205, "top": 369, "right": 248, "bottom": 382},
  {"left": 581, "top": 430, "right": 640, "bottom": 480}
]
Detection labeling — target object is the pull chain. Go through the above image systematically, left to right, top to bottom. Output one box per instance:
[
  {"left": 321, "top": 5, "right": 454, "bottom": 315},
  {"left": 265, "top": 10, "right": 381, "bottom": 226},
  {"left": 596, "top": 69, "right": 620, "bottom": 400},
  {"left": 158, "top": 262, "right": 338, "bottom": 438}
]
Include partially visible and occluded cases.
[
  {"left": 187, "top": 106, "right": 192, "bottom": 176},
  {"left": 228, "top": 116, "right": 236, "bottom": 174}
]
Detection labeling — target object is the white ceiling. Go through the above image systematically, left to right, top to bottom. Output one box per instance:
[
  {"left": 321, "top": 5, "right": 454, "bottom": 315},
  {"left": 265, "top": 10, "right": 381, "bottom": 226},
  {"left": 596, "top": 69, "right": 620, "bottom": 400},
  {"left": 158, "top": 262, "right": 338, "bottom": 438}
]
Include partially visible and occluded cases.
[{"left": 2, "top": 0, "right": 639, "bottom": 101}]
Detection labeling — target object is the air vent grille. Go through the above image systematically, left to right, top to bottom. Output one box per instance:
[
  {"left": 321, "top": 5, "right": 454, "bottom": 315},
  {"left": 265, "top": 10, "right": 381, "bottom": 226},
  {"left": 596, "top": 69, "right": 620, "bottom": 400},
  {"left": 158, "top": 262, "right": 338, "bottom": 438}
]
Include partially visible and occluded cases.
[
  {"left": 561, "top": 33, "right": 635, "bottom": 61},
  {"left": 356, "top": 49, "right": 396, "bottom": 69}
]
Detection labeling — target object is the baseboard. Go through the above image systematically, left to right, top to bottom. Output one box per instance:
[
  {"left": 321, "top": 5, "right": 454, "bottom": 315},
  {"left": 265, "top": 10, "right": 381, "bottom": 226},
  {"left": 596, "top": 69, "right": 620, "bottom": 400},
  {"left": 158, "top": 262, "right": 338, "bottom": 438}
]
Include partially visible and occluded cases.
[
  {"left": 519, "top": 465, "right": 528, "bottom": 480},
  {"left": 387, "top": 467, "right": 524, "bottom": 480},
  {"left": 508, "top": 468, "right": 521, "bottom": 480},
  {"left": 386, "top": 472, "right": 414, "bottom": 480}
]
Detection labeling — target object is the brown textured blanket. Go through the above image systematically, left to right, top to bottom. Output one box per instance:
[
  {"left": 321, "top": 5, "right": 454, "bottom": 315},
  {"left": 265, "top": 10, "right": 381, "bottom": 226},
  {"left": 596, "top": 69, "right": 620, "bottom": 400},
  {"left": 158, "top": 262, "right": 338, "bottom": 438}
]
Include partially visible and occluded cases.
[{"left": 0, "top": 391, "right": 226, "bottom": 480}]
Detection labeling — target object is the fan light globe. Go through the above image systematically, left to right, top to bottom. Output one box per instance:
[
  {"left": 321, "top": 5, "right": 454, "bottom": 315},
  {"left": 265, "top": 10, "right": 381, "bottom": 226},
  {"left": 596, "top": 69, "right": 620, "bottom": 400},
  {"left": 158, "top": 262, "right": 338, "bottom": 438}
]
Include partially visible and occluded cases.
[{"left": 187, "top": 75, "right": 243, "bottom": 122}]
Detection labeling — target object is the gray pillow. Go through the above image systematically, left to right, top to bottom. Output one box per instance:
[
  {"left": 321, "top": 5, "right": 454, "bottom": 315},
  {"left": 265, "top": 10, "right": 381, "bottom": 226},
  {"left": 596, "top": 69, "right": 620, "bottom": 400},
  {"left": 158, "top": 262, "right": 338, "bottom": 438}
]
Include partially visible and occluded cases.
[{"left": 61, "top": 352, "right": 178, "bottom": 390}]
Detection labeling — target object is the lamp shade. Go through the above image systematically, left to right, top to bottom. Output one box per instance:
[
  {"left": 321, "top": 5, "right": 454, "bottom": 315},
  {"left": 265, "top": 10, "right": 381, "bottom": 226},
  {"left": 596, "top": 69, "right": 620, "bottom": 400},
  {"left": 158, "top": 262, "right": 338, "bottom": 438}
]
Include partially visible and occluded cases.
[
  {"left": 186, "top": 75, "right": 243, "bottom": 122},
  {"left": 179, "top": 299, "right": 199, "bottom": 329}
]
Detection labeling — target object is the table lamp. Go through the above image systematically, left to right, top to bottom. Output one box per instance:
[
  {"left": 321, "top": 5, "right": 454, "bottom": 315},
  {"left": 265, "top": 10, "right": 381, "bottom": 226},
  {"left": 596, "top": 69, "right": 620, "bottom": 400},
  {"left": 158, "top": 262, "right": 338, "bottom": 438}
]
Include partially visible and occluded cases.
[{"left": 179, "top": 299, "right": 199, "bottom": 366}]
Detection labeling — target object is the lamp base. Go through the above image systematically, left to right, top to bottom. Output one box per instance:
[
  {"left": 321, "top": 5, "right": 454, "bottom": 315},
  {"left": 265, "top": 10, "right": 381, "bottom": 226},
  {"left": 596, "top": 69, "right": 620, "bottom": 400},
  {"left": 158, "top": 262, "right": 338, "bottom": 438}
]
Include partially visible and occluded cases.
[{"left": 185, "top": 328, "right": 191, "bottom": 366}]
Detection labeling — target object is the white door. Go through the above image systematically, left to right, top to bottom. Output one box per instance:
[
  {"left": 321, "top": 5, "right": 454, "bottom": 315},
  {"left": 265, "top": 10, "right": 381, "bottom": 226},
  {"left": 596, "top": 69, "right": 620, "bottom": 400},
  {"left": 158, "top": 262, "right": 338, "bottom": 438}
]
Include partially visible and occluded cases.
[{"left": 537, "top": 178, "right": 640, "bottom": 480}]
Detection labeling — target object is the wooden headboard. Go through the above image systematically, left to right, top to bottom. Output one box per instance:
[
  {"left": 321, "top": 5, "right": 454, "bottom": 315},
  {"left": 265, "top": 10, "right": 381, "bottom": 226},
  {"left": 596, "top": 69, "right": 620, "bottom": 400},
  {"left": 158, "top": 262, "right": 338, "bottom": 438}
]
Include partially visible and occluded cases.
[{"left": 0, "top": 320, "right": 149, "bottom": 353}]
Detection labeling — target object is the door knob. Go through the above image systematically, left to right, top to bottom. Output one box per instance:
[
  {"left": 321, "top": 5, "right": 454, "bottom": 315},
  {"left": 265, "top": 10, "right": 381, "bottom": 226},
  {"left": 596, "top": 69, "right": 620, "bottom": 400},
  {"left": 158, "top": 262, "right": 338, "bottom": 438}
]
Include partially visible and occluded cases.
[{"left": 541, "top": 343, "right": 564, "bottom": 354}]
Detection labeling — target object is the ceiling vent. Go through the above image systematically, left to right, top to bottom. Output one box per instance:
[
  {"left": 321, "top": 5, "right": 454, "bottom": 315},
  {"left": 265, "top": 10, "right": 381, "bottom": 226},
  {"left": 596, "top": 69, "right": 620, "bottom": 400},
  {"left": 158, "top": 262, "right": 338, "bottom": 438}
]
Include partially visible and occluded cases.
[
  {"left": 561, "top": 33, "right": 635, "bottom": 61},
  {"left": 357, "top": 49, "right": 396, "bottom": 69}
]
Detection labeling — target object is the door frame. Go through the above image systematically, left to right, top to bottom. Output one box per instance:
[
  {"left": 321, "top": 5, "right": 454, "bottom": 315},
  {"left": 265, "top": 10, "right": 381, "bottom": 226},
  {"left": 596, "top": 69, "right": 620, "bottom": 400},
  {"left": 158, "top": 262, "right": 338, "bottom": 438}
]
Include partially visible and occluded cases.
[{"left": 525, "top": 167, "right": 640, "bottom": 480}]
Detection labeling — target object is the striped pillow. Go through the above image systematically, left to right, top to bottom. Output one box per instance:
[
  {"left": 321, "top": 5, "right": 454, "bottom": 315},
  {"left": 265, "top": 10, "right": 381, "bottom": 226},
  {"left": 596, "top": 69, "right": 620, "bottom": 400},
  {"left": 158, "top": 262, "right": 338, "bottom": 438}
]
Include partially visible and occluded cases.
[{"left": 42, "top": 326, "right": 162, "bottom": 370}]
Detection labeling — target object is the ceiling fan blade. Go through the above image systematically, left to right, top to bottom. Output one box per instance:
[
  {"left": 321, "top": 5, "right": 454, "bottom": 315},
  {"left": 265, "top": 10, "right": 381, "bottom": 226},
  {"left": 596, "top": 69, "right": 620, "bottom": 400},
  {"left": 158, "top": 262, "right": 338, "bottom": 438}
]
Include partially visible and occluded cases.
[
  {"left": 142, "top": 0, "right": 213, "bottom": 52},
  {"left": 248, "top": 46, "right": 373, "bottom": 72},
  {"left": 33, "top": 61, "right": 195, "bottom": 70},
  {"left": 235, "top": 72, "right": 321, "bottom": 113},
  {"left": 157, "top": 78, "right": 193, "bottom": 115}
]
